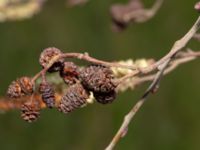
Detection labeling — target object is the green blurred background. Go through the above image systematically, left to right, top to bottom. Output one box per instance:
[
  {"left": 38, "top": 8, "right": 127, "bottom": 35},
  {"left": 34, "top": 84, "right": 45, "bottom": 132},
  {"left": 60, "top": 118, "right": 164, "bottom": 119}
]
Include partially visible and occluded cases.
[{"left": 0, "top": 0, "right": 200, "bottom": 150}]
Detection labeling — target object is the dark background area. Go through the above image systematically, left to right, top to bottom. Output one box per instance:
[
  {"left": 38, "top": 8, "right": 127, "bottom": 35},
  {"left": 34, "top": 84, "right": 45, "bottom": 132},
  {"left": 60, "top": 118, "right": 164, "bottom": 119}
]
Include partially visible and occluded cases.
[{"left": 0, "top": 0, "right": 200, "bottom": 150}]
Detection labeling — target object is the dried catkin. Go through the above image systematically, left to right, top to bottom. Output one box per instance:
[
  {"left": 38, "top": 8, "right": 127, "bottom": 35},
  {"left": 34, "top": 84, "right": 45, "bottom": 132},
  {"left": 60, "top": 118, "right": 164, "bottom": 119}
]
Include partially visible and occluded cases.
[
  {"left": 80, "top": 64, "right": 117, "bottom": 93},
  {"left": 58, "top": 83, "right": 89, "bottom": 113}
]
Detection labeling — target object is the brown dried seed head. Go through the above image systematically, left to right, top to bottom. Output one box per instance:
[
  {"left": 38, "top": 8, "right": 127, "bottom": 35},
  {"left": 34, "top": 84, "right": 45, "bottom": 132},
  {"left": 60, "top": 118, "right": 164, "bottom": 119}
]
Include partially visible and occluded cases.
[
  {"left": 39, "top": 47, "right": 64, "bottom": 72},
  {"left": 60, "top": 61, "right": 79, "bottom": 85},
  {"left": 80, "top": 64, "right": 117, "bottom": 93},
  {"left": 7, "top": 77, "right": 33, "bottom": 98},
  {"left": 18, "top": 77, "right": 34, "bottom": 95},
  {"left": 7, "top": 81, "right": 23, "bottom": 98},
  {"left": 39, "top": 81, "right": 55, "bottom": 108},
  {"left": 58, "top": 83, "right": 89, "bottom": 114},
  {"left": 94, "top": 90, "right": 117, "bottom": 104},
  {"left": 21, "top": 102, "right": 40, "bottom": 123}
]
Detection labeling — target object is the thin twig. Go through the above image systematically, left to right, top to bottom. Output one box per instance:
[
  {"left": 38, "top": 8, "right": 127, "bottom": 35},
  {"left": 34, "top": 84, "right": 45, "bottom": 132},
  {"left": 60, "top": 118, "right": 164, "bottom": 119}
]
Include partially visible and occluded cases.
[
  {"left": 105, "top": 15, "right": 200, "bottom": 150},
  {"left": 144, "top": 16, "right": 200, "bottom": 73},
  {"left": 2, "top": 50, "right": 199, "bottom": 112},
  {"left": 135, "top": 50, "right": 200, "bottom": 85},
  {"left": 32, "top": 52, "right": 137, "bottom": 83},
  {"left": 106, "top": 59, "right": 169, "bottom": 150},
  {"left": 0, "top": 93, "right": 62, "bottom": 111}
]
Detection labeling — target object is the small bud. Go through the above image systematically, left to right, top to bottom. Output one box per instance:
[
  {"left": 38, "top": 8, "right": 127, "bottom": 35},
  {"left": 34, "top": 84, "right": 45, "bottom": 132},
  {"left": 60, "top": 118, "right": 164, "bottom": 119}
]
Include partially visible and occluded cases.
[
  {"left": 195, "top": 2, "right": 200, "bottom": 12},
  {"left": 39, "top": 47, "right": 64, "bottom": 72},
  {"left": 60, "top": 62, "right": 79, "bottom": 85},
  {"left": 80, "top": 64, "right": 117, "bottom": 93},
  {"left": 7, "top": 77, "right": 33, "bottom": 98},
  {"left": 39, "top": 81, "right": 55, "bottom": 108},
  {"left": 58, "top": 83, "right": 89, "bottom": 114},
  {"left": 94, "top": 90, "right": 117, "bottom": 104},
  {"left": 21, "top": 102, "right": 40, "bottom": 123}
]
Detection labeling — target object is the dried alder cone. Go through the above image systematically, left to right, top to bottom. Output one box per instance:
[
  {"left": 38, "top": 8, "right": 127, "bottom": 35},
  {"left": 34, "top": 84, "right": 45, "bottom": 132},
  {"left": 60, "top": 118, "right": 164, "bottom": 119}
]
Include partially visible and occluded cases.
[
  {"left": 6, "top": 47, "right": 121, "bottom": 122},
  {"left": 39, "top": 47, "right": 64, "bottom": 72},
  {"left": 60, "top": 62, "right": 79, "bottom": 85},
  {"left": 80, "top": 64, "right": 117, "bottom": 104},
  {"left": 80, "top": 65, "right": 117, "bottom": 93},
  {"left": 7, "top": 77, "right": 33, "bottom": 98},
  {"left": 39, "top": 81, "right": 55, "bottom": 108},
  {"left": 58, "top": 83, "right": 89, "bottom": 113},
  {"left": 94, "top": 90, "right": 116, "bottom": 104},
  {"left": 21, "top": 101, "right": 40, "bottom": 123}
]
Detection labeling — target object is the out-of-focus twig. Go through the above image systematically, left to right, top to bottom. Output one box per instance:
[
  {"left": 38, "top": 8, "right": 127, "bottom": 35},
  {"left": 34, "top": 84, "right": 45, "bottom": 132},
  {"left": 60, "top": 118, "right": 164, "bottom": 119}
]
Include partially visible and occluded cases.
[
  {"left": 66, "top": 0, "right": 89, "bottom": 7},
  {"left": 110, "top": 0, "right": 164, "bottom": 31},
  {"left": 193, "top": 33, "right": 200, "bottom": 42}
]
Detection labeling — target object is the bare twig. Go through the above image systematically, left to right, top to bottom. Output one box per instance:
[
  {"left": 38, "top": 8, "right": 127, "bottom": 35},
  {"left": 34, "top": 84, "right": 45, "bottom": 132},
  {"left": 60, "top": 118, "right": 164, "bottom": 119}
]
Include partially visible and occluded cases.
[
  {"left": 105, "top": 15, "right": 200, "bottom": 150},
  {"left": 118, "top": 16, "right": 200, "bottom": 85},
  {"left": 1, "top": 50, "right": 199, "bottom": 112},
  {"left": 32, "top": 52, "right": 137, "bottom": 83},
  {"left": 105, "top": 59, "right": 169, "bottom": 150},
  {"left": 0, "top": 93, "right": 62, "bottom": 111}
]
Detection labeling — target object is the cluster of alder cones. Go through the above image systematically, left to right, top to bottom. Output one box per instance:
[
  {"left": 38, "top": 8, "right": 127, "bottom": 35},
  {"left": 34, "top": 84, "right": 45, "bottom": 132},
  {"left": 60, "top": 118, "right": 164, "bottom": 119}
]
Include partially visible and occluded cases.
[{"left": 6, "top": 47, "right": 118, "bottom": 123}]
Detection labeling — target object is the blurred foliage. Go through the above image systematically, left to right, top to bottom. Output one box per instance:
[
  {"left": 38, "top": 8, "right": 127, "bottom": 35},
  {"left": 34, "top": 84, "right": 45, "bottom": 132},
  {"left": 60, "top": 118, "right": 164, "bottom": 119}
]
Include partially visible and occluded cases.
[
  {"left": 0, "top": 0, "right": 200, "bottom": 150},
  {"left": 0, "top": 0, "right": 44, "bottom": 22}
]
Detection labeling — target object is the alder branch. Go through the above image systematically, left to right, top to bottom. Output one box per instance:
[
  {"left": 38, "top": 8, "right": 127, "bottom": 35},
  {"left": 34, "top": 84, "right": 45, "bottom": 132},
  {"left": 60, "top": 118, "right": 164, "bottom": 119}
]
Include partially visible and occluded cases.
[
  {"left": 0, "top": 1, "right": 200, "bottom": 149},
  {"left": 1, "top": 15, "right": 200, "bottom": 148},
  {"left": 105, "top": 15, "right": 200, "bottom": 150},
  {"left": 116, "top": 15, "right": 200, "bottom": 87},
  {"left": 1, "top": 50, "right": 200, "bottom": 112},
  {"left": 126, "top": 50, "right": 200, "bottom": 87},
  {"left": 31, "top": 52, "right": 137, "bottom": 83},
  {"left": 0, "top": 93, "right": 62, "bottom": 112}
]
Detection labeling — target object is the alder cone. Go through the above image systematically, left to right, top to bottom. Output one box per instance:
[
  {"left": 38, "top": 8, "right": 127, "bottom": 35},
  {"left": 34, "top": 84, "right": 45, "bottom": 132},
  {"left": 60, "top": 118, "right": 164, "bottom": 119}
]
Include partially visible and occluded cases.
[
  {"left": 39, "top": 47, "right": 64, "bottom": 72},
  {"left": 60, "top": 61, "right": 79, "bottom": 85},
  {"left": 80, "top": 65, "right": 117, "bottom": 93},
  {"left": 7, "top": 77, "right": 33, "bottom": 98},
  {"left": 18, "top": 77, "right": 34, "bottom": 95},
  {"left": 7, "top": 81, "right": 23, "bottom": 98},
  {"left": 39, "top": 81, "right": 55, "bottom": 108},
  {"left": 58, "top": 83, "right": 89, "bottom": 114},
  {"left": 94, "top": 90, "right": 117, "bottom": 104},
  {"left": 21, "top": 103, "right": 40, "bottom": 123}
]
